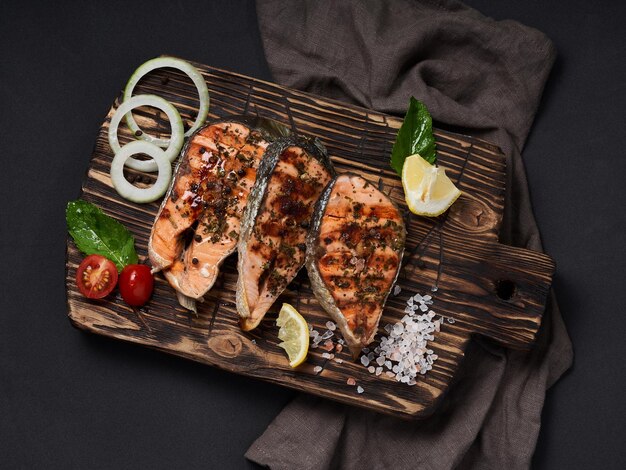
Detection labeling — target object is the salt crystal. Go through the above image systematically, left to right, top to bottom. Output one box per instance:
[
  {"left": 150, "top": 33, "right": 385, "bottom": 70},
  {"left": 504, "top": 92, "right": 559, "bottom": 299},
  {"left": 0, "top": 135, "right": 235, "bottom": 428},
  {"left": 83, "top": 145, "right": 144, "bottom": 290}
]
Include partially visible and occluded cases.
[
  {"left": 181, "top": 190, "right": 195, "bottom": 200},
  {"left": 393, "top": 285, "right": 402, "bottom": 296},
  {"left": 431, "top": 285, "right": 438, "bottom": 292},
  {"left": 419, "top": 304, "right": 429, "bottom": 312},
  {"left": 448, "top": 317, "right": 456, "bottom": 324},
  {"left": 325, "top": 321, "right": 336, "bottom": 331},
  {"left": 321, "top": 330, "right": 334, "bottom": 340},
  {"left": 251, "top": 339, "right": 256, "bottom": 345},
  {"left": 323, "top": 340, "right": 334, "bottom": 351},
  {"left": 335, "top": 344, "right": 343, "bottom": 353},
  {"left": 362, "top": 347, "right": 370, "bottom": 353},
  {"left": 322, "top": 352, "right": 332, "bottom": 359},
  {"left": 360, "top": 356, "right": 370, "bottom": 367},
  {"left": 376, "top": 356, "right": 385, "bottom": 366},
  {"left": 335, "top": 358, "right": 343, "bottom": 364},
  {"left": 313, "top": 366, "right": 322, "bottom": 374},
  {"left": 368, "top": 366, "right": 375, "bottom": 373},
  {"left": 375, "top": 367, "right": 383, "bottom": 376},
  {"left": 385, "top": 371, "right": 395, "bottom": 378},
  {"left": 347, "top": 377, "right": 356, "bottom": 386},
  {"left": 356, "top": 386, "right": 364, "bottom": 394}
]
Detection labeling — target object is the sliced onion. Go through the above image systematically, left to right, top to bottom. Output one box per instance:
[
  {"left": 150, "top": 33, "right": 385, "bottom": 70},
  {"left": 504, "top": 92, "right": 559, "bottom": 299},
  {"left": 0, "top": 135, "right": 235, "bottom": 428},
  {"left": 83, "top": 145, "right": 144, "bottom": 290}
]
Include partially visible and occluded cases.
[
  {"left": 123, "top": 57, "right": 210, "bottom": 145},
  {"left": 108, "top": 94, "right": 184, "bottom": 172},
  {"left": 110, "top": 140, "right": 172, "bottom": 203}
]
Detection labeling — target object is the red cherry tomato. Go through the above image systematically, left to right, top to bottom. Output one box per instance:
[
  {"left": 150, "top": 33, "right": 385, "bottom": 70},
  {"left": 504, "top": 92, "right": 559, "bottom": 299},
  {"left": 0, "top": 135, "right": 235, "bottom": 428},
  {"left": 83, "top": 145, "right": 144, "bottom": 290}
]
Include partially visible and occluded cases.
[
  {"left": 76, "top": 255, "right": 118, "bottom": 299},
  {"left": 119, "top": 264, "right": 154, "bottom": 306}
]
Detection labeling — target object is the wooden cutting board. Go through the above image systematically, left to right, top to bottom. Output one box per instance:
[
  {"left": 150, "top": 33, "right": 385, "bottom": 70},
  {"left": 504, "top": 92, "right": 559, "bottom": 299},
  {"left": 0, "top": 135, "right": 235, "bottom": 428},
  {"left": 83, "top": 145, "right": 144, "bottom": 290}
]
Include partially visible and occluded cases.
[{"left": 65, "top": 58, "right": 555, "bottom": 419}]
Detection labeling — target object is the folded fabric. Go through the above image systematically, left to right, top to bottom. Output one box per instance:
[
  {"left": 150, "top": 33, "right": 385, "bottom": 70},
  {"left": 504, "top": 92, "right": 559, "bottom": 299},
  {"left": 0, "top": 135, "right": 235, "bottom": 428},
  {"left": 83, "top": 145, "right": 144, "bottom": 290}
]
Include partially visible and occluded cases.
[{"left": 247, "top": 1, "right": 573, "bottom": 468}]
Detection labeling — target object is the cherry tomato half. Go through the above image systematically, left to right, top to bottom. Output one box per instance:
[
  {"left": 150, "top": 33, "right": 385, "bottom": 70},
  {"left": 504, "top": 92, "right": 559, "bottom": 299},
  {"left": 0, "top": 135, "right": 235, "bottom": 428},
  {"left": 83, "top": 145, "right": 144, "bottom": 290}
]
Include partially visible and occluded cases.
[
  {"left": 76, "top": 255, "right": 118, "bottom": 299},
  {"left": 119, "top": 264, "right": 154, "bottom": 306}
]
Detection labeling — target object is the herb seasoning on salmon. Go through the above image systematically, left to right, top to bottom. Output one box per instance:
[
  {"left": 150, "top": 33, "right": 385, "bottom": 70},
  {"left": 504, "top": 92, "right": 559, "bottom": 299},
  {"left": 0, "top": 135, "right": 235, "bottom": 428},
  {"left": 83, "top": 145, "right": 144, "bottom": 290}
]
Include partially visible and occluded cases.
[
  {"left": 148, "top": 118, "right": 281, "bottom": 308},
  {"left": 236, "top": 136, "right": 336, "bottom": 331},
  {"left": 306, "top": 173, "right": 406, "bottom": 358}
]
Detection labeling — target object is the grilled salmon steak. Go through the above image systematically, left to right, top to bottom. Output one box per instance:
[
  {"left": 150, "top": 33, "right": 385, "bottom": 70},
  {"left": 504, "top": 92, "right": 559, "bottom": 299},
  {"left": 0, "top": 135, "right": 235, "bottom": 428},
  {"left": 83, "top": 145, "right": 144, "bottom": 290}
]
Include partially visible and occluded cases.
[
  {"left": 148, "top": 118, "right": 276, "bottom": 304},
  {"left": 237, "top": 137, "right": 335, "bottom": 331},
  {"left": 306, "top": 173, "right": 406, "bottom": 358}
]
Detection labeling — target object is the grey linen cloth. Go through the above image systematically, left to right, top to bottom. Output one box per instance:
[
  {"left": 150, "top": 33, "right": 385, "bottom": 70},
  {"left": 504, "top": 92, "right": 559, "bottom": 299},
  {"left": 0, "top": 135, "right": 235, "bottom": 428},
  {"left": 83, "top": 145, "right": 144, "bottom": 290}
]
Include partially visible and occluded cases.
[{"left": 246, "top": 1, "right": 574, "bottom": 468}]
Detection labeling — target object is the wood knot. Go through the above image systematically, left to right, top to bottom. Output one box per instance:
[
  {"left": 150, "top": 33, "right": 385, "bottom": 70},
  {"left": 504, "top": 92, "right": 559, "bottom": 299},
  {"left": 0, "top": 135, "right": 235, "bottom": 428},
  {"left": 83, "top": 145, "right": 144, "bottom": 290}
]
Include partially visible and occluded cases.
[
  {"left": 447, "top": 196, "right": 498, "bottom": 235},
  {"left": 207, "top": 334, "right": 243, "bottom": 358}
]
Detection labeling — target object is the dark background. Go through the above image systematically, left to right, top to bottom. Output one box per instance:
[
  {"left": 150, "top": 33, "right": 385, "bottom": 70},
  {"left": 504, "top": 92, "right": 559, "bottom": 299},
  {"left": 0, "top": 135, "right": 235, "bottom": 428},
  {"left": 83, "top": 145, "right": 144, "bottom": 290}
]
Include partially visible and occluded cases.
[{"left": 1, "top": 0, "right": 624, "bottom": 468}]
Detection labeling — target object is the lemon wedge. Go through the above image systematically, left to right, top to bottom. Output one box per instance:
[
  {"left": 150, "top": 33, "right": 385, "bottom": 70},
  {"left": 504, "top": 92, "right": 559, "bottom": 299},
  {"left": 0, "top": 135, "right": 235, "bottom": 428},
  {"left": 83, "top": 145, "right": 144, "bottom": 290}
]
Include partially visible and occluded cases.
[
  {"left": 402, "top": 154, "right": 461, "bottom": 216},
  {"left": 276, "top": 303, "right": 309, "bottom": 367}
]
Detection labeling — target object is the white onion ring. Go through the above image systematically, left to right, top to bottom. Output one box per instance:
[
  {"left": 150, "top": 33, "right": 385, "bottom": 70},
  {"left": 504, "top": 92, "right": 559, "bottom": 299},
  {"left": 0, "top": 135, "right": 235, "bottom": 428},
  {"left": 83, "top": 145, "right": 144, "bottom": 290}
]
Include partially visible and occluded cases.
[
  {"left": 123, "top": 57, "right": 210, "bottom": 145},
  {"left": 108, "top": 94, "right": 184, "bottom": 172},
  {"left": 110, "top": 140, "right": 172, "bottom": 203}
]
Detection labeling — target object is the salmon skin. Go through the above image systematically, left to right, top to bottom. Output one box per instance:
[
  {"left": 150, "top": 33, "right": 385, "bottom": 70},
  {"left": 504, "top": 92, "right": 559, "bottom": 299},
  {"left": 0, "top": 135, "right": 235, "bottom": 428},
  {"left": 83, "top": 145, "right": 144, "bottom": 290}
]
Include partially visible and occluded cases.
[
  {"left": 148, "top": 116, "right": 289, "bottom": 307},
  {"left": 237, "top": 136, "right": 336, "bottom": 330},
  {"left": 306, "top": 173, "right": 406, "bottom": 358}
]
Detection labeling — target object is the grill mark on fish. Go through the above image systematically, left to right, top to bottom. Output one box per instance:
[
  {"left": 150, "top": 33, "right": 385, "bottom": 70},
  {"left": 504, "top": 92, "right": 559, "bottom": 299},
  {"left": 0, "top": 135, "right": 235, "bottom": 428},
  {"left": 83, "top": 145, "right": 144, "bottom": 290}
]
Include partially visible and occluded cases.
[
  {"left": 237, "top": 137, "right": 336, "bottom": 331},
  {"left": 306, "top": 173, "right": 406, "bottom": 358}
]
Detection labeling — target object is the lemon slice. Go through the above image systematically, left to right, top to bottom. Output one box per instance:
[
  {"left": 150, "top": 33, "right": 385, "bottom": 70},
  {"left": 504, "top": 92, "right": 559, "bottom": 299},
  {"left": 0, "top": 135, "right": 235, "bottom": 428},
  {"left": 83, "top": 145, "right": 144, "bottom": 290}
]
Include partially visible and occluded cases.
[
  {"left": 402, "top": 154, "right": 462, "bottom": 216},
  {"left": 276, "top": 303, "right": 309, "bottom": 367}
]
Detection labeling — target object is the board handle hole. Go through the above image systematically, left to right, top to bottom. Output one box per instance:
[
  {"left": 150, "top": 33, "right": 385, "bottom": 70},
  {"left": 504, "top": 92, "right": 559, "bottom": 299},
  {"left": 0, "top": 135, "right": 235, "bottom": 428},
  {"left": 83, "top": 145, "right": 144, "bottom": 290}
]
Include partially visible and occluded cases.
[{"left": 495, "top": 279, "right": 516, "bottom": 301}]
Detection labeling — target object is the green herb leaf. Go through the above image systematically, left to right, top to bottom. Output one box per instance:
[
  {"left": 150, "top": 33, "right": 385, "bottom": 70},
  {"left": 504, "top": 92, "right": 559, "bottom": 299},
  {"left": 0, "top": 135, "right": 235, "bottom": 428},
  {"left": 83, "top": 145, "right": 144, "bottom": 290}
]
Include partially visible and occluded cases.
[
  {"left": 390, "top": 97, "right": 437, "bottom": 175},
  {"left": 66, "top": 200, "right": 138, "bottom": 272}
]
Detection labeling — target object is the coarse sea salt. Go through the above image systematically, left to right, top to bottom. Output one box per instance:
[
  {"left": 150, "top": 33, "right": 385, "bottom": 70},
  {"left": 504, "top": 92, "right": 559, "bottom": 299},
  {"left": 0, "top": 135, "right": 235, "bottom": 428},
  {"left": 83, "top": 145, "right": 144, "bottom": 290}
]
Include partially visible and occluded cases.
[{"left": 360, "top": 290, "right": 441, "bottom": 386}]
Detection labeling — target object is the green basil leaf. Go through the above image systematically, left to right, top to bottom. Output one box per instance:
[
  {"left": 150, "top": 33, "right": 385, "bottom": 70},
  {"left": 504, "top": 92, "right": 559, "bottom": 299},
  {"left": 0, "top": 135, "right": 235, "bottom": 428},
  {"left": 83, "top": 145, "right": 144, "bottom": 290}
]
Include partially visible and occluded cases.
[
  {"left": 390, "top": 96, "right": 437, "bottom": 175},
  {"left": 66, "top": 200, "right": 138, "bottom": 272}
]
